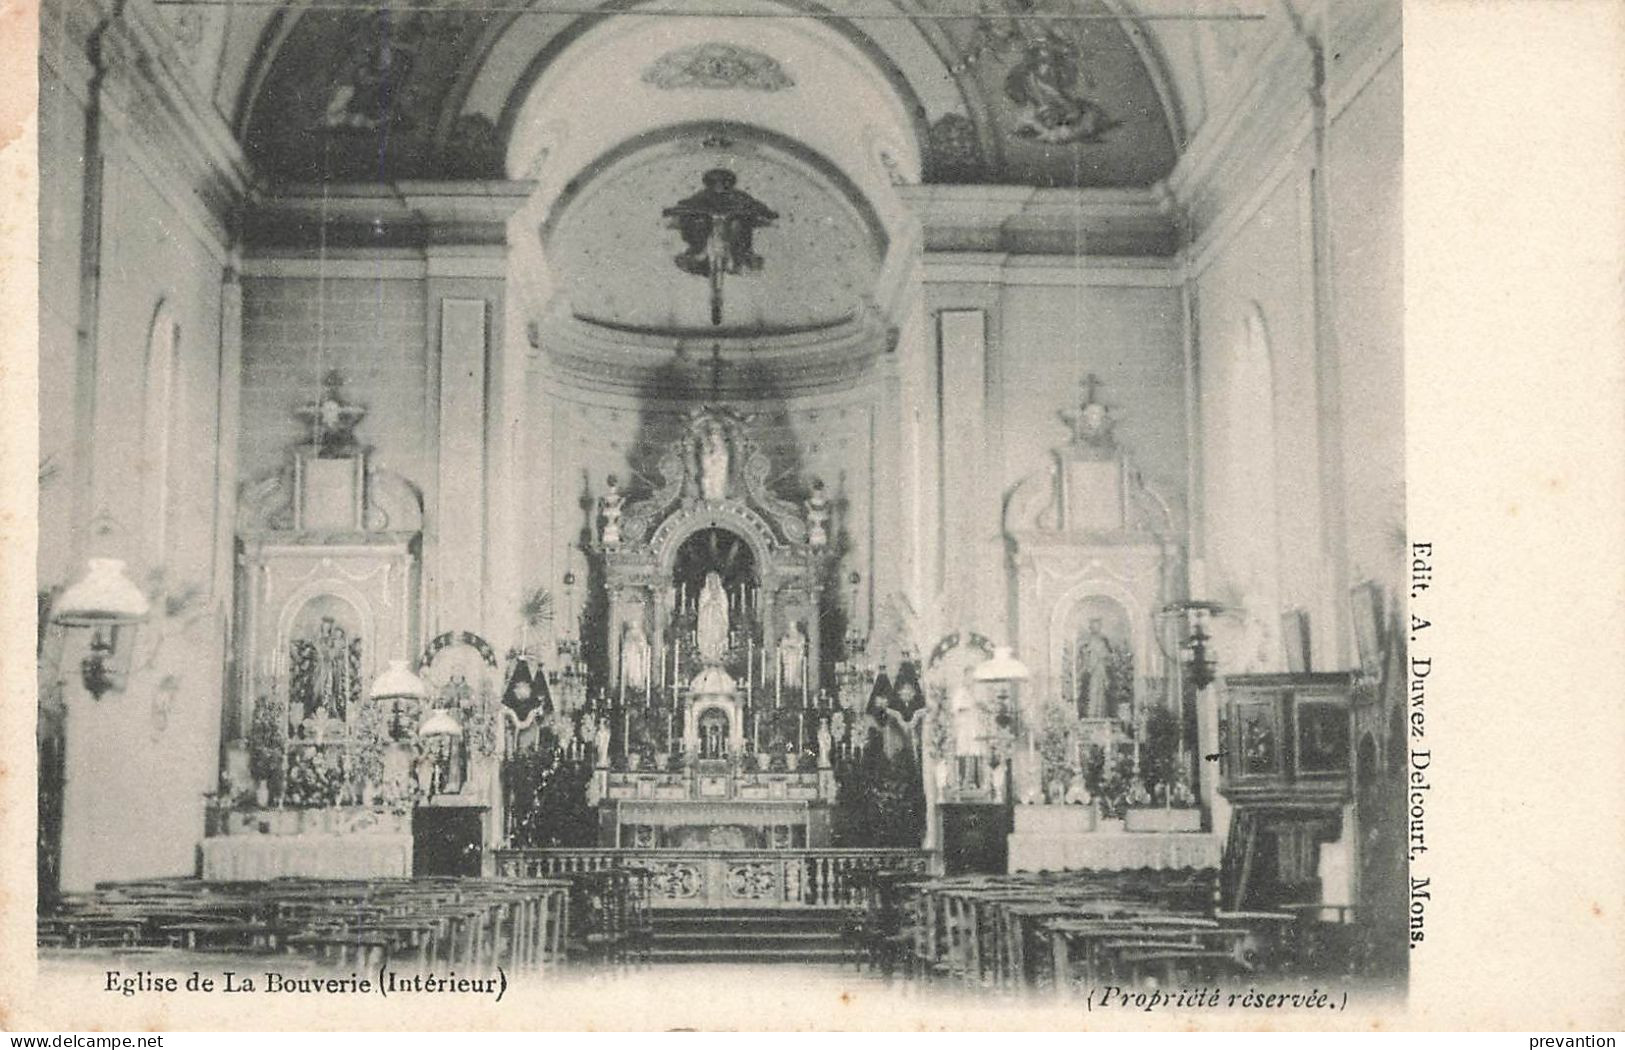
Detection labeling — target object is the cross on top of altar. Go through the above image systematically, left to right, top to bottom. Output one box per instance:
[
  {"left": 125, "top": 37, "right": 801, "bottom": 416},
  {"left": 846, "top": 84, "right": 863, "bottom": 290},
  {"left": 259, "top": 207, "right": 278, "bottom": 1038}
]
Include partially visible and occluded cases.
[
  {"left": 295, "top": 370, "right": 367, "bottom": 458},
  {"left": 1061, "top": 372, "right": 1116, "bottom": 451}
]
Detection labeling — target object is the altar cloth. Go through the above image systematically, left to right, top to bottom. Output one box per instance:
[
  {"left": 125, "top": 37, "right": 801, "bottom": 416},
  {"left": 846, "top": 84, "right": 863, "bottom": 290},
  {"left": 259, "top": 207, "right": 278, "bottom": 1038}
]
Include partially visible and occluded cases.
[
  {"left": 615, "top": 799, "right": 811, "bottom": 827},
  {"left": 1007, "top": 829, "right": 1221, "bottom": 873},
  {"left": 201, "top": 833, "right": 413, "bottom": 881}
]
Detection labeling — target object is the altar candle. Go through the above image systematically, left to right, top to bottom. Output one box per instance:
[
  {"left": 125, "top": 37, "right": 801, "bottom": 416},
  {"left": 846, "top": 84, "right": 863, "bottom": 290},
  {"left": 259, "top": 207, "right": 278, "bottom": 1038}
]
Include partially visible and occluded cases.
[
  {"left": 746, "top": 635, "right": 754, "bottom": 687},
  {"left": 623, "top": 705, "right": 630, "bottom": 755}
]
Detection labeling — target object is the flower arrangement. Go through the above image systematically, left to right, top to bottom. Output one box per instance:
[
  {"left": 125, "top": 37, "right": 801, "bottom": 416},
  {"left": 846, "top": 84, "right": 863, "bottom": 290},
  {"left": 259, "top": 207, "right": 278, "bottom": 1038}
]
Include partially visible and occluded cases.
[
  {"left": 923, "top": 684, "right": 954, "bottom": 759},
  {"left": 247, "top": 691, "right": 287, "bottom": 802},
  {"left": 349, "top": 696, "right": 392, "bottom": 790},
  {"left": 1036, "top": 699, "right": 1081, "bottom": 801},
  {"left": 1137, "top": 704, "right": 1188, "bottom": 804},
  {"left": 1081, "top": 744, "right": 1138, "bottom": 819},
  {"left": 283, "top": 745, "right": 347, "bottom": 808}
]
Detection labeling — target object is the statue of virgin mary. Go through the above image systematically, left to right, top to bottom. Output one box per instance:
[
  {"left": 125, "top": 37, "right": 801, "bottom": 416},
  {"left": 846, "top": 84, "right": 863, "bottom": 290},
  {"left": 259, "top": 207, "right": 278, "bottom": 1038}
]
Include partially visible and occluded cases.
[
  {"left": 697, "top": 421, "right": 729, "bottom": 501},
  {"left": 696, "top": 571, "right": 730, "bottom": 666}
]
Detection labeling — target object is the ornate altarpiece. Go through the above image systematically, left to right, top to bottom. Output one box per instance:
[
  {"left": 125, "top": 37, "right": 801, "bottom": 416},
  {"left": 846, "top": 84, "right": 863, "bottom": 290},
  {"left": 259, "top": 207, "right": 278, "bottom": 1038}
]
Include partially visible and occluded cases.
[
  {"left": 1003, "top": 383, "right": 1182, "bottom": 735},
  {"left": 597, "top": 406, "right": 832, "bottom": 760},
  {"left": 233, "top": 436, "right": 424, "bottom": 755}
]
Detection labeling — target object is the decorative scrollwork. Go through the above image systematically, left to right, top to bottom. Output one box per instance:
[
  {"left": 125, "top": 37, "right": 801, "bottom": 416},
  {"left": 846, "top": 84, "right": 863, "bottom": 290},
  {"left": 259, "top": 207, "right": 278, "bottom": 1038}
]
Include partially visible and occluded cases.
[
  {"left": 643, "top": 43, "right": 795, "bottom": 92},
  {"left": 621, "top": 446, "right": 687, "bottom": 546},
  {"left": 741, "top": 448, "right": 806, "bottom": 545},
  {"left": 649, "top": 861, "right": 703, "bottom": 900},
  {"left": 725, "top": 862, "right": 779, "bottom": 900}
]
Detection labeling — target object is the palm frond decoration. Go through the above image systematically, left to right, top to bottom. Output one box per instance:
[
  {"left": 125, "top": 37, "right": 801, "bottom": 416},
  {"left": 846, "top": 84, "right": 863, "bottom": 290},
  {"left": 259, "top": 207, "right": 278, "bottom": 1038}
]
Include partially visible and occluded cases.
[{"left": 520, "top": 587, "right": 554, "bottom": 629}]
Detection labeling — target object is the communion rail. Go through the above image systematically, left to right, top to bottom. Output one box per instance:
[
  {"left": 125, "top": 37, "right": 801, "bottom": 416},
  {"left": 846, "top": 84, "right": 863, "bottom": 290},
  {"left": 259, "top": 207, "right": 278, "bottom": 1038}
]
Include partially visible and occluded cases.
[{"left": 494, "top": 848, "right": 935, "bottom": 910}]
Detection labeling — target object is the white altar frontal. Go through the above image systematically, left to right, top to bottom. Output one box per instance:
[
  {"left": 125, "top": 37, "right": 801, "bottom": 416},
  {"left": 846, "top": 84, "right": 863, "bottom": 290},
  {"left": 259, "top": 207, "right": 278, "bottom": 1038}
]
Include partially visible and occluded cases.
[{"left": 1007, "top": 806, "right": 1220, "bottom": 873}]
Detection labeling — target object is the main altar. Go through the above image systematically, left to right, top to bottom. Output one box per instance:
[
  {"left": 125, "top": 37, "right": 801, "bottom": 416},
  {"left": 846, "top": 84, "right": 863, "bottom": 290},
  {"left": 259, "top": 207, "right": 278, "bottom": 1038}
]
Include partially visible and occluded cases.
[{"left": 578, "top": 406, "right": 845, "bottom": 848}]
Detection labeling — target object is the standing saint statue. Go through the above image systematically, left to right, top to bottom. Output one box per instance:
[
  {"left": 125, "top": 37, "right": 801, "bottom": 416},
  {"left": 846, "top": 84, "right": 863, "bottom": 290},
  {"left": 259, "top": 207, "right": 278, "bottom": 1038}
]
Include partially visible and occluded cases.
[
  {"left": 697, "top": 421, "right": 729, "bottom": 501},
  {"left": 600, "top": 474, "right": 624, "bottom": 547},
  {"left": 805, "top": 479, "right": 830, "bottom": 548},
  {"left": 696, "top": 571, "right": 730, "bottom": 666},
  {"left": 312, "top": 616, "right": 355, "bottom": 721},
  {"left": 1078, "top": 618, "right": 1113, "bottom": 718},
  {"left": 622, "top": 619, "right": 651, "bottom": 692},
  {"left": 778, "top": 621, "right": 807, "bottom": 694}
]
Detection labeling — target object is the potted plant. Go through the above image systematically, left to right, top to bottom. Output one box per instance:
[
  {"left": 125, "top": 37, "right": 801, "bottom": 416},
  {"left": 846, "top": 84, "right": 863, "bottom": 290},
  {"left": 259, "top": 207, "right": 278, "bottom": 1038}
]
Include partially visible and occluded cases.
[
  {"left": 246, "top": 692, "right": 286, "bottom": 806},
  {"left": 1035, "top": 701, "right": 1081, "bottom": 803},
  {"left": 1009, "top": 702, "right": 1090, "bottom": 829},
  {"left": 1125, "top": 706, "right": 1201, "bottom": 831}
]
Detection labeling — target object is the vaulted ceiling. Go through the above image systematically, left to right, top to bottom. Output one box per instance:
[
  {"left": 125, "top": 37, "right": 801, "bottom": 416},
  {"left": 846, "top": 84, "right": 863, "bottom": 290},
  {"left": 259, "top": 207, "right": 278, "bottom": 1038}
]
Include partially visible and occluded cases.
[{"left": 177, "top": 0, "right": 1271, "bottom": 190}]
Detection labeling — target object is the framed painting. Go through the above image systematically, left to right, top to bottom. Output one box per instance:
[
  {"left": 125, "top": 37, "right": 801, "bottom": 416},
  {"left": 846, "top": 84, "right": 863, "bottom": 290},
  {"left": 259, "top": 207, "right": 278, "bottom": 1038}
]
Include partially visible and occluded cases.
[{"left": 1349, "top": 581, "right": 1386, "bottom": 674}]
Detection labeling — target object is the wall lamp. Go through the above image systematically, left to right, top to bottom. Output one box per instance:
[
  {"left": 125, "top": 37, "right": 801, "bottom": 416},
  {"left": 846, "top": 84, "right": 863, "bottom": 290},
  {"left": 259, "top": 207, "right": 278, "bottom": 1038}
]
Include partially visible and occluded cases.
[
  {"left": 50, "top": 558, "right": 152, "bottom": 701},
  {"left": 1163, "top": 600, "right": 1224, "bottom": 692}
]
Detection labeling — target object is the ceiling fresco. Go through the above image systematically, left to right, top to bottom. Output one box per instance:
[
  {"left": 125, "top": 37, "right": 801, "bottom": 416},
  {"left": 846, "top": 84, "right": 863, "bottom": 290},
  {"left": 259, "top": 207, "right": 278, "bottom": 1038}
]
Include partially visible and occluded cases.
[{"left": 236, "top": 0, "right": 1184, "bottom": 188}]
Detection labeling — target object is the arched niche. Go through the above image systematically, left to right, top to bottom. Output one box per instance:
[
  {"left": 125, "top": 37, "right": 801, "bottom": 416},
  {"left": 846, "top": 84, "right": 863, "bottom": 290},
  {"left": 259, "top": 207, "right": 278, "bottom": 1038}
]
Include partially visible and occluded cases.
[
  {"left": 276, "top": 587, "right": 371, "bottom": 727},
  {"left": 1053, "top": 591, "right": 1137, "bottom": 721}
]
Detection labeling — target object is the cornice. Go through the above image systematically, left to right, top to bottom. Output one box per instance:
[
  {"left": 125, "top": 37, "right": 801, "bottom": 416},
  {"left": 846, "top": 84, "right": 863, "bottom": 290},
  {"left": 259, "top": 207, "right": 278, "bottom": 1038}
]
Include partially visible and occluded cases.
[
  {"left": 43, "top": 0, "right": 252, "bottom": 253},
  {"left": 81, "top": 0, "right": 251, "bottom": 232},
  {"left": 1165, "top": 0, "right": 1400, "bottom": 260},
  {"left": 1166, "top": 9, "right": 1311, "bottom": 210},
  {"left": 242, "top": 181, "right": 537, "bottom": 250},
  {"left": 896, "top": 184, "right": 1178, "bottom": 257},
  {"left": 923, "top": 252, "right": 1182, "bottom": 289},
  {"left": 532, "top": 312, "right": 889, "bottom": 400}
]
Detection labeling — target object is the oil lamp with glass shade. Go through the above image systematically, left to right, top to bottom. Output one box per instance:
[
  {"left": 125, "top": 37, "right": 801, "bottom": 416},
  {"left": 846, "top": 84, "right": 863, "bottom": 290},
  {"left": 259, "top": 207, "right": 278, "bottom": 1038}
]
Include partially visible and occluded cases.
[
  {"left": 50, "top": 557, "right": 151, "bottom": 700},
  {"left": 972, "top": 645, "right": 1032, "bottom": 804},
  {"left": 369, "top": 658, "right": 430, "bottom": 737},
  {"left": 417, "top": 706, "right": 466, "bottom": 799}
]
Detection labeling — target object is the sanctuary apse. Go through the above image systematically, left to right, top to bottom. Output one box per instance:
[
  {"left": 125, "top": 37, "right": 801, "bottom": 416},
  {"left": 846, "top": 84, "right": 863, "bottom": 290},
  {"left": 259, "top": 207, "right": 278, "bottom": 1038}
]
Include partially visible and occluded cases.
[{"left": 35, "top": 0, "right": 1406, "bottom": 960}]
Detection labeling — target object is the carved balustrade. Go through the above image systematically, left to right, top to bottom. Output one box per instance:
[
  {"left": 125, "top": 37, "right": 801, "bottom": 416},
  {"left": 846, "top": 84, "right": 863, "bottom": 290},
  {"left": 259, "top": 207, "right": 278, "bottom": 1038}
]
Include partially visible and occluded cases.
[{"left": 494, "top": 848, "right": 932, "bottom": 909}]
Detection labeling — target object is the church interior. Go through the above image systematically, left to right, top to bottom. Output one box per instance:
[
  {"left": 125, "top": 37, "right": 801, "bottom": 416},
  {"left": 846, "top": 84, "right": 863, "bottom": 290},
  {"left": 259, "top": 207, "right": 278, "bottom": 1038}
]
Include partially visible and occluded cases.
[{"left": 36, "top": 0, "right": 1408, "bottom": 994}]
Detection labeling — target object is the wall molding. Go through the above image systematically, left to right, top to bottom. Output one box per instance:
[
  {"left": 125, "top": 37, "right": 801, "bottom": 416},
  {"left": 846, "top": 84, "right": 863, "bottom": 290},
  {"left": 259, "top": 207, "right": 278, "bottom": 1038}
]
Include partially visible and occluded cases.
[{"left": 924, "top": 253, "right": 1182, "bottom": 289}]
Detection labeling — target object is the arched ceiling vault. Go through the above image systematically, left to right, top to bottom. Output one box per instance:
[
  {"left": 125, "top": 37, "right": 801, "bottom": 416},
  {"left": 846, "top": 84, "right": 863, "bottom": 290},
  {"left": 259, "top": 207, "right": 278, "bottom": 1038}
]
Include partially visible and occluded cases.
[{"left": 222, "top": 0, "right": 1268, "bottom": 191}]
